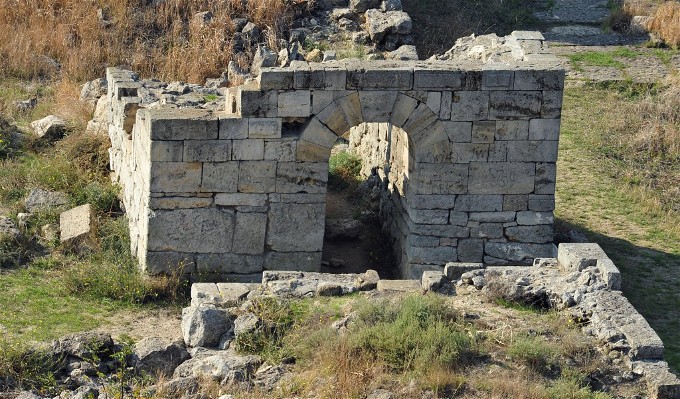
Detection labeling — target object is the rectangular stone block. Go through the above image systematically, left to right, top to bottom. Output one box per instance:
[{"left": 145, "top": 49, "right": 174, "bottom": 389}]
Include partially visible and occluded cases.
[
  {"left": 294, "top": 67, "right": 326, "bottom": 89},
  {"left": 324, "top": 67, "right": 347, "bottom": 90},
  {"left": 258, "top": 68, "right": 294, "bottom": 90},
  {"left": 347, "top": 68, "right": 413, "bottom": 89},
  {"left": 414, "top": 68, "right": 465, "bottom": 90},
  {"left": 482, "top": 69, "right": 514, "bottom": 90},
  {"left": 514, "top": 70, "right": 564, "bottom": 91},
  {"left": 239, "top": 89, "right": 278, "bottom": 117},
  {"left": 311, "top": 90, "right": 335, "bottom": 114},
  {"left": 542, "top": 90, "right": 563, "bottom": 118},
  {"left": 278, "top": 91, "right": 311, "bottom": 118},
  {"left": 360, "top": 91, "right": 399, "bottom": 122},
  {"left": 450, "top": 91, "right": 489, "bottom": 121},
  {"left": 489, "top": 91, "right": 541, "bottom": 119},
  {"left": 426, "top": 92, "right": 442, "bottom": 114},
  {"left": 390, "top": 93, "right": 419, "bottom": 127},
  {"left": 403, "top": 103, "right": 439, "bottom": 137},
  {"left": 143, "top": 108, "right": 219, "bottom": 140},
  {"left": 219, "top": 117, "right": 249, "bottom": 139},
  {"left": 301, "top": 117, "right": 339, "bottom": 148},
  {"left": 248, "top": 118, "right": 282, "bottom": 139},
  {"left": 529, "top": 119, "right": 560, "bottom": 140},
  {"left": 495, "top": 120, "right": 529, "bottom": 141},
  {"left": 443, "top": 121, "right": 472, "bottom": 143},
  {"left": 471, "top": 121, "right": 495, "bottom": 143},
  {"left": 232, "top": 139, "right": 265, "bottom": 160},
  {"left": 264, "top": 139, "right": 297, "bottom": 161},
  {"left": 296, "top": 139, "right": 332, "bottom": 162},
  {"left": 184, "top": 140, "right": 231, "bottom": 162},
  {"left": 506, "top": 140, "right": 558, "bottom": 162},
  {"left": 150, "top": 141, "right": 183, "bottom": 162},
  {"left": 488, "top": 141, "right": 507, "bottom": 162},
  {"left": 451, "top": 143, "right": 489, "bottom": 163},
  {"left": 238, "top": 161, "right": 276, "bottom": 193},
  {"left": 150, "top": 162, "right": 202, "bottom": 193},
  {"left": 202, "top": 162, "right": 239, "bottom": 192},
  {"left": 276, "top": 162, "right": 328, "bottom": 193},
  {"left": 468, "top": 162, "right": 535, "bottom": 194},
  {"left": 410, "top": 163, "right": 469, "bottom": 195},
  {"left": 215, "top": 193, "right": 267, "bottom": 207},
  {"left": 269, "top": 193, "right": 326, "bottom": 203},
  {"left": 503, "top": 194, "right": 528, "bottom": 211},
  {"left": 409, "top": 195, "right": 457, "bottom": 210},
  {"left": 454, "top": 195, "right": 503, "bottom": 211},
  {"left": 528, "top": 195, "right": 555, "bottom": 211},
  {"left": 149, "top": 197, "right": 213, "bottom": 209},
  {"left": 267, "top": 202, "right": 325, "bottom": 252},
  {"left": 60, "top": 204, "right": 93, "bottom": 243},
  {"left": 147, "top": 208, "right": 234, "bottom": 253},
  {"left": 408, "top": 209, "right": 449, "bottom": 224},
  {"left": 450, "top": 211, "right": 468, "bottom": 226},
  {"left": 469, "top": 211, "right": 516, "bottom": 222},
  {"left": 516, "top": 211, "right": 554, "bottom": 225},
  {"left": 233, "top": 212, "right": 267, "bottom": 255},
  {"left": 409, "top": 223, "right": 470, "bottom": 238},
  {"left": 470, "top": 223, "right": 504, "bottom": 239},
  {"left": 505, "top": 225, "right": 553, "bottom": 243},
  {"left": 408, "top": 235, "right": 440, "bottom": 247},
  {"left": 456, "top": 239, "right": 485, "bottom": 262},
  {"left": 485, "top": 242, "right": 557, "bottom": 263},
  {"left": 557, "top": 243, "right": 608, "bottom": 272},
  {"left": 408, "top": 245, "right": 458, "bottom": 265},
  {"left": 144, "top": 251, "right": 196, "bottom": 275},
  {"left": 264, "top": 251, "right": 322, "bottom": 272},
  {"left": 196, "top": 253, "right": 263, "bottom": 274},
  {"left": 444, "top": 261, "right": 484, "bottom": 279}
]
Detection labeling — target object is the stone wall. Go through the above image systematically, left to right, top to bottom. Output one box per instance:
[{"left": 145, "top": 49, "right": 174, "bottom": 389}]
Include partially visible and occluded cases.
[{"left": 107, "top": 31, "right": 565, "bottom": 279}]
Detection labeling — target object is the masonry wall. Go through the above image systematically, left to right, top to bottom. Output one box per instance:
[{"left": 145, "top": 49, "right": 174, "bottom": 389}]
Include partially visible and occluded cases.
[{"left": 107, "top": 31, "right": 565, "bottom": 279}]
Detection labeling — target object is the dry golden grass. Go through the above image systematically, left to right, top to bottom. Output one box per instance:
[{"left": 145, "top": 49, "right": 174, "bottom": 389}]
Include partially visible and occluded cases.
[
  {"left": 0, "top": 0, "right": 301, "bottom": 83},
  {"left": 647, "top": 1, "right": 680, "bottom": 47}
]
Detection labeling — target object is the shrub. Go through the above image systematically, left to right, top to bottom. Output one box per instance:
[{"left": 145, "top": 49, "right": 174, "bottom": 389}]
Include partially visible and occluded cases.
[
  {"left": 648, "top": 1, "right": 680, "bottom": 48},
  {"left": 0, "top": 117, "right": 23, "bottom": 159},
  {"left": 328, "top": 151, "right": 362, "bottom": 190},
  {"left": 507, "top": 334, "right": 556, "bottom": 373},
  {"left": 0, "top": 338, "right": 58, "bottom": 394}
]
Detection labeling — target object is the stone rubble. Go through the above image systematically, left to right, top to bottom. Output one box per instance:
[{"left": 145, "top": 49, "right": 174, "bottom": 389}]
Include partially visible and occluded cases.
[{"left": 30, "top": 115, "right": 68, "bottom": 141}]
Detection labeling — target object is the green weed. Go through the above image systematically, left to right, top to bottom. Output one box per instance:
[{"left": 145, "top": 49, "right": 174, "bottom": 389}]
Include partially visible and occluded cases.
[
  {"left": 568, "top": 51, "right": 626, "bottom": 71},
  {"left": 328, "top": 150, "right": 362, "bottom": 190},
  {"left": 507, "top": 334, "right": 556, "bottom": 373},
  {"left": 0, "top": 338, "right": 58, "bottom": 394},
  {"left": 548, "top": 369, "right": 612, "bottom": 399}
]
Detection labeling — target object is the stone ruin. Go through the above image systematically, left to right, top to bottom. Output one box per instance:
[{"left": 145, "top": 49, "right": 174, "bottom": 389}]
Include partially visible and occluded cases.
[{"left": 105, "top": 31, "right": 564, "bottom": 280}]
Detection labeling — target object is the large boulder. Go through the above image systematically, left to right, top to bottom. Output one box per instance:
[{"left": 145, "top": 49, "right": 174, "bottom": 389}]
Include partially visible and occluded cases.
[
  {"left": 349, "top": 0, "right": 380, "bottom": 13},
  {"left": 365, "top": 9, "right": 412, "bottom": 43},
  {"left": 251, "top": 45, "right": 278, "bottom": 77},
  {"left": 79, "top": 78, "right": 107, "bottom": 108},
  {"left": 85, "top": 96, "right": 110, "bottom": 136},
  {"left": 30, "top": 115, "right": 68, "bottom": 141},
  {"left": 24, "top": 189, "right": 69, "bottom": 212},
  {"left": 60, "top": 204, "right": 93, "bottom": 243},
  {"left": 0, "top": 216, "right": 20, "bottom": 238},
  {"left": 181, "top": 306, "right": 232, "bottom": 348},
  {"left": 50, "top": 332, "right": 115, "bottom": 361},
  {"left": 133, "top": 337, "right": 190, "bottom": 376},
  {"left": 172, "top": 350, "right": 261, "bottom": 384}
]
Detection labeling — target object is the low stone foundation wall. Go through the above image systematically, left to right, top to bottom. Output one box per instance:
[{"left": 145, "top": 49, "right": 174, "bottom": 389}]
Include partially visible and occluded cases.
[{"left": 106, "top": 31, "right": 564, "bottom": 279}]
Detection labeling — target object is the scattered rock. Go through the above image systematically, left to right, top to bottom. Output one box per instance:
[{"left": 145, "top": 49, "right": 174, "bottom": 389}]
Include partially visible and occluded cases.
[
  {"left": 349, "top": 0, "right": 380, "bottom": 13},
  {"left": 381, "top": 0, "right": 401, "bottom": 11},
  {"left": 365, "top": 9, "right": 412, "bottom": 44},
  {"left": 192, "top": 11, "right": 213, "bottom": 26},
  {"left": 242, "top": 22, "right": 261, "bottom": 44},
  {"left": 251, "top": 45, "right": 278, "bottom": 77},
  {"left": 385, "top": 45, "right": 418, "bottom": 60},
  {"left": 305, "top": 48, "right": 323, "bottom": 62},
  {"left": 322, "top": 50, "right": 337, "bottom": 62},
  {"left": 227, "top": 61, "right": 249, "bottom": 86},
  {"left": 79, "top": 78, "right": 107, "bottom": 107},
  {"left": 85, "top": 96, "right": 110, "bottom": 135},
  {"left": 14, "top": 98, "right": 37, "bottom": 112},
  {"left": 30, "top": 115, "right": 68, "bottom": 141},
  {"left": 60, "top": 204, "right": 93, "bottom": 243},
  {"left": 0, "top": 216, "right": 20, "bottom": 238},
  {"left": 325, "top": 219, "right": 362, "bottom": 240},
  {"left": 355, "top": 269, "right": 380, "bottom": 291},
  {"left": 421, "top": 270, "right": 445, "bottom": 291},
  {"left": 316, "top": 282, "right": 343, "bottom": 296},
  {"left": 181, "top": 306, "right": 232, "bottom": 348},
  {"left": 233, "top": 313, "right": 260, "bottom": 336},
  {"left": 50, "top": 332, "right": 115, "bottom": 361},
  {"left": 133, "top": 337, "right": 190, "bottom": 376},
  {"left": 173, "top": 350, "right": 261, "bottom": 384},
  {"left": 253, "top": 364, "right": 286, "bottom": 391},
  {"left": 156, "top": 376, "right": 199, "bottom": 397},
  {"left": 368, "top": 388, "right": 395, "bottom": 399}
]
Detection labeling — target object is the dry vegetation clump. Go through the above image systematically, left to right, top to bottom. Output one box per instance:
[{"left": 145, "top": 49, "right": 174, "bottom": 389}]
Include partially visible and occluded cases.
[
  {"left": 0, "top": 0, "right": 304, "bottom": 83},
  {"left": 646, "top": 1, "right": 680, "bottom": 47}
]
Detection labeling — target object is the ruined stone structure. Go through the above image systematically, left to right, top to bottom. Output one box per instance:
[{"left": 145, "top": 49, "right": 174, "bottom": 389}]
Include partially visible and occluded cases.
[{"left": 106, "top": 31, "right": 564, "bottom": 279}]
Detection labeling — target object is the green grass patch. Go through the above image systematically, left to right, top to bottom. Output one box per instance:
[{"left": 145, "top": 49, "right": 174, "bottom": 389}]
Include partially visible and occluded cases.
[
  {"left": 568, "top": 51, "right": 626, "bottom": 71},
  {"left": 328, "top": 150, "right": 362, "bottom": 190},
  {"left": 507, "top": 334, "right": 556, "bottom": 373}
]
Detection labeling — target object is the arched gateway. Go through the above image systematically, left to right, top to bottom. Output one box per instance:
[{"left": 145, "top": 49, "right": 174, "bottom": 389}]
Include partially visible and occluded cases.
[{"left": 106, "top": 31, "right": 564, "bottom": 280}]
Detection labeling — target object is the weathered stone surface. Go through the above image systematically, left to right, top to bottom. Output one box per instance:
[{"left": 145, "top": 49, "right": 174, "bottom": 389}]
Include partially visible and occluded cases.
[
  {"left": 365, "top": 9, "right": 412, "bottom": 43},
  {"left": 450, "top": 91, "right": 489, "bottom": 121},
  {"left": 489, "top": 91, "right": 542, "bottom": 119},
  {"left": 30, "top": 115, "right": 68, "bottom": 140},
  {"left": 219, "top": 117, "right": 249, "bottom": 139},
  {"left": 232, "top": 139, "right": 265, "bottom": 160},
  {"left": 184, "top": 140, "right": 231, "bottom": 162},
  {"left": 238, "top": 161, "right": 276, "bottom": 193},
  {"left": 151, "top": 162, "right": 202, "bottom": 193},
  {"left": 202, "top": 162, "right": 239, "bottom": 192},
  {"left": 276, "top": 162, "right": 328, "bottom": 193},
  {"left": 468, "top": 162, "right": 535, "bottom": 194},
  {"left": 24, "top": 189, "right": 69, "bottom": 212},
  {"left": 267, "top": 202, "right": 324, "bottom": 251},
  {"left": 60, "top": 204, "right": 93, "bottom": 243},
  {"left": 148, "top": 208, "right": 234, "bottom": 253},
  {"left": 233, "top": 212, "right": 267, "bottom": 254},
  {"left": 0, "top": 216, "right": 20, "bottom": 238},
  {"left": 325, "top": 219, "right": 362, "bottom": 240},
  {"left": 505, "top": 225, "right": 553, "bottom": 243},
  {"left": 456, "top": 239, "right": 484, "bottom": 262},
  {"left": 485, "top": 242, "right": 557, "bottom": 263},
  {"left": 558, "top": 243, "right": 608, "bottom": 272},
  {"left": 264, "top": 251, "right": 322, "bottom": 272},
  {"left": 196, "top": 253, "right": 263, "bottom": 274},
  {"left": 444, "top": 262, "right": 484, "bottom": 280},
  {"left": 421, "top": 270, "right": 445, "bottom": 291},
  {"left": 377, "top": 279, "right": 421, "bottom": 292},
  {"left": 181, "top": 306, "right": 232, "bottom": 348},
  {"left": 234, "top": 313, "right": 260, "bottom": 336},
  {"left": 50, "top": 332, "right": 114, "bottom": 361},
  {"left": 133, "top": 337, "right": 190, "bottom": 376},
  {"left": 173, "top": 349, "right": 261, "bottom": 383},
  {"left": 631, "top": 360, "right": 680, "bottom": 399}
]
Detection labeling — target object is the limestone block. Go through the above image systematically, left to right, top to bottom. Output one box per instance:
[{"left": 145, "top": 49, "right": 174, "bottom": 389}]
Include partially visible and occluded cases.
[
  {"left": 364, "top": 9, "right": 412, "bottom": 42},
  {"left": 293, "top": 66, "right": 326, "bottom": 89},
  {"left": 324, "top": 67, "right": 347, "bottom": 90},
  {"left": 258, "top": 68, "right": 294, "bottom": 90},
  {"left": 346, "top": 68, "right": 413, "bottom": 90},
  {"left": 413, "top": 68, "right": 465, "bottom": 90},
  {"left": 482, "top": 69, "right": 514, "bottom": 90},
  {"left": 514, "top": 70, "right": 564, "bottom": 91},
  {"left": 239, "top": 89, "right": 277, "bottom": 117},
  {"left": 311, "top": 90, "right": 335, "bottom": 114},
  {"left": 542, "top": 90, "right": 563, "bottom": 119},
  {"left": 278, "top": 91, "right": 311, "bottom": 118},
  {"left": 337, "top": 91, "right": 362, "bottom": 127},
  {"left": 359, "top": 91, "right": 398, "bottom": 122},
  {"left": 439, "top": 91, "right": 452, "bottom": 119},
  {"left": 450, "top": 91, "right": 489, "bottom": 121},
  {"left": 489, "top": 91, "right": 541, "bottom": 119},
  {"left": 426, "top": 92, "right": 442, "bottom": 114},
  {"left": 390, "top": 93, "right": 419, "bottom": 127},
  {"left": 317, "top": 102, "right": 350, "bottom": 135},
  {"left": 403, "top": 103, "right": 438, "bottom": 137},
  {"left": 142, "top": 108, "right": 218, "bottom": 140},
  {"left": 219, "top": 117, "right": 249, "bottom": 139},
  {"left": 300, "top": 117, "right": 339, "bottom": 148},
  {"left": 248, "top": 118, "right": 282, "bottom": 139},
  {"left": 528, "top": 118, "right": 560, "bottom": 141},
  {"left": 495, "top": 120, "right": 529, "bottom": 141},
  {"left": 443, "top": 121, "right": 472, "bottom": 143},
  {"left": 471, "top": 121, "right": 495, "bottom": 143},
  {"left": 414, "top": 135, "right": 451, "bottom": 163},
  {"left": 232, "top": 139, "right": 265, "bottom": 160},
  {"left": 264, "top": 139, "right": 297, "bottom": 161},
  {"left": 297, "top": 139, "right": 332, "bottom": 161},
  {"left": 184, "top": 140, "right": 231, "bottom": 162},
  {"left": 151, "top": 141, "right": 183, "bottom": 162},
  {"left": 450, "top": 143, "right": 487, "bottom": 163},
  {"left": 238, "top": 161, "right": 276, "bottom": 193},
  {"left": 150, "top": 162, "right": 202, "bottom": 193},
  {"left": 202, "top": 162, "right": 239, "bottom": 192},
  {"left": 276, "top": 162, "right": 329, "bottom": 193},
  {"left": 468, "top": 162, "right": 535, "bottom": 194},
  {"left": 410, "top": 163, "right": 468, "bottom": 195},
  {"left": 215, "top": 193, "right": 267, "bottom": 207},
  {"left": 269, "top": 193, "right": 326, "bottom": 203},
  {"left": 409, "top": 194, "right": 457, "bottom": 210},
  {"left": 454, "top": 195, "right": 503, "bottom": 211},
  {"left": 503, "top": 195, "right": 528, "bottom": 211},
  {"left": 528, "top": 195, "right": 555, "bottom": 211},
  {"left": 149, "top": 197, "right": 213, "bottom": 209},
  {"left": 267, "top": 202, "right": 325, "bottom": 251},
  {"left": 60, "top": 204, "right": 93, "bottom": 243},
  {"left": 147, "top": 208, "right": 234, "bottom": 253},
  {"left": 408, "top": 209, "right": 449, "bottom": 224},
  {"left": 469, "top": 211, "right": 516, "bottom": 222},
  {"left": 516, "top": 211, "right": 554, "bottom": 225},
  {"left": 233, "top": 212, "right": 267, "bottom": 255},
  {"left": 470, "top": 223, "right": 503, "bottom": 239},
  {"left": 409, "top": 224, "right": 469, "bottom": 238},
  {"left": 505, "top": 225, "right": 553, "bottom": 243},
  {"left": 456, "top": 239, "right": 484, "bottom": 262},
  {"left": 485, "top": 242, "right": 557, "bottom": 263},
  {"left": 557, "top": 243, "right": 608, "bottom": 272},
  {"left": 408, "top": 246, "right": 457, "bottom": 264},
  {"left": 264, "top": 251, "right": 322, "bottom": 272},
  {"left": 144, "top": 252, "right": 196, "bottom": 275},
  {"left": 196, "top": 253, "right": 264, "bottom": 274},
  {"left": 596, "top": 258, "right": 621, "bottom": 290},
  {"left": 444, "top": 261, "right": 484, "bottom": 279},
  {"left": 421, "top": 270, "right": 445, "bottom": 291},
  {"left": 376, "top": 279, "right": 421, "bottom": 292},
  {"left": 216, "top": 282, "right": 253, "bottom": 304},
  {"left": 191, "top": 283, "right": 220, "bottom": 306},
  {"left": 631, "top": 360, "right": 680, "bottom": 399}
]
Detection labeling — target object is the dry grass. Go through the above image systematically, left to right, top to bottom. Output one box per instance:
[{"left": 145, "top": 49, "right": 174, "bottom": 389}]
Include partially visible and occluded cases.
[
  {"left": 0, "top": 0, "right": 303, "bottom": 83},
  {"left": 647, "top": 1, "right": 680, "bottom": 47}
]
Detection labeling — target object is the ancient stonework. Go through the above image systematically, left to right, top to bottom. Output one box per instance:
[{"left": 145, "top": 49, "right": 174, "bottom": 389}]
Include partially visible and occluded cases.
[{"left": 106, "top": 31, "right": 564, "bottom": 279}]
